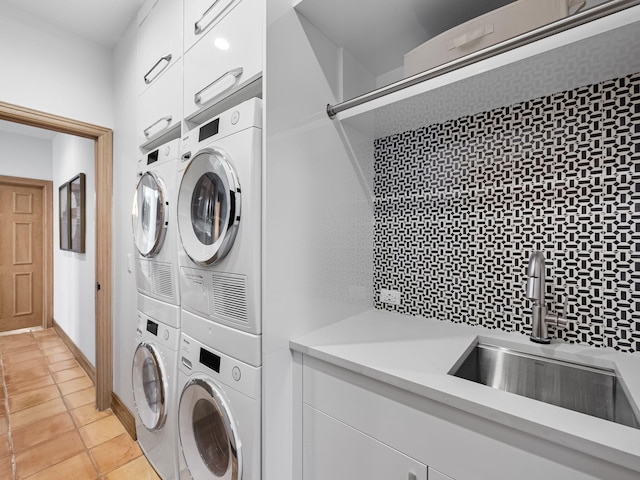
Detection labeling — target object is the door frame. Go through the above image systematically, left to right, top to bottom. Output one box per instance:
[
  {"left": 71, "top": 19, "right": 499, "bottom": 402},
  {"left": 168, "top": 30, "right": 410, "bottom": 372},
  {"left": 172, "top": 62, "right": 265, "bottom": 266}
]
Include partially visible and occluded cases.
[
  {"left": 0, "top": 101, "right": 113, "bottom": 410},
  {"left": 0, "top": 175, "right": 53, "bottom": 331}
]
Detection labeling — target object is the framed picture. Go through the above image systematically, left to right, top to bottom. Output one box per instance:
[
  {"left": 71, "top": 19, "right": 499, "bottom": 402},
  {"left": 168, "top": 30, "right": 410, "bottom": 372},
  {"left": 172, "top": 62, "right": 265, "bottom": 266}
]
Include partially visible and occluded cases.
[
  {"left": 59, "top": 173, "right": 86, "bottom": 253},
  {"left": 69, "top": 173, "right": 86, "bottom": 253},
  {"left": 59, "top": 182, "right": 70, "bottom": 250}
]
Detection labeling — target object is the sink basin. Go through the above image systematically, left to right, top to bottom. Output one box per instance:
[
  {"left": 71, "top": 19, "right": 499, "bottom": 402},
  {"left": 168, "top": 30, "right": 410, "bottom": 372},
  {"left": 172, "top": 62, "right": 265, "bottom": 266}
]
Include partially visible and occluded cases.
[{"left": 450, "top": 343, "right": 640, "bottom": 429}]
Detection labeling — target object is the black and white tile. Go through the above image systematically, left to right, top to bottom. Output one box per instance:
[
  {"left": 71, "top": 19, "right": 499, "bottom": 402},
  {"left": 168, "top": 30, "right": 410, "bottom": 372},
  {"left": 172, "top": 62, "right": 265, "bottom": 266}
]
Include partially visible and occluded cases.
[{"left": 374, "top": 72, "right": 640, "bottom": 353}]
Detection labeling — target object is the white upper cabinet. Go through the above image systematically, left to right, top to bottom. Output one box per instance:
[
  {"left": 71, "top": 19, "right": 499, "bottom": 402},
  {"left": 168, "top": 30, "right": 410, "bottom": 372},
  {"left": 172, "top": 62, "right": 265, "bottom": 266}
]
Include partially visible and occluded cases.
[
  {"left": 138, "top": 0, "right": 183, "bottom": 96},
  {"left": 183, "top": 0, "right": 263, "bottom": 121},
  {"left": 184, "top": 0, "right": 244, "bottom": 53}
]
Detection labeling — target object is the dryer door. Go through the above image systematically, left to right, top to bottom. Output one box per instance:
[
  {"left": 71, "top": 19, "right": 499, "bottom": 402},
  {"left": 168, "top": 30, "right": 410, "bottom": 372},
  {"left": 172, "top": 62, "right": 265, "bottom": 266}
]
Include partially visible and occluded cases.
[
  {"left": 177, "top": 148, "right": 241, "bottom": 265},
  {"left": 132, "top": 172, "right": 168, "bottom": 257},
  {"left": 132, "top": 342, "right": 168, "bottom": 431},
  {"left": 178, "top": 377, "right": 242, "bottom": 479}
]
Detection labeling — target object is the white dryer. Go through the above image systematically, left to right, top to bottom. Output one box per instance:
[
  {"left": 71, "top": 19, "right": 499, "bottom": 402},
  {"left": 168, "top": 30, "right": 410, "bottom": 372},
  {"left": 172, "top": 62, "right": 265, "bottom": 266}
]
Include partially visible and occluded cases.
[
  {"left": 177, "top": 98, "right": 261, "bottom": 335},
  {"left": 133, "top": 137, "right": 181, "bottom": 307},
  {"left": 132, "top": 294, "right": 180, "bottom": 480},
  {"left": 177, "top": 315, "right": 261, "bottom": 480}
]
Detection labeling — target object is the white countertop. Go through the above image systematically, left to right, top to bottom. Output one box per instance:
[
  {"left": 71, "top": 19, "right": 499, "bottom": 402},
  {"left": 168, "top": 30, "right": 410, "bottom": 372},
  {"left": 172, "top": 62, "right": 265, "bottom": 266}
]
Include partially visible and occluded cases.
[{"left": 290, "top": 309, "right": 640, "bottom": 473}]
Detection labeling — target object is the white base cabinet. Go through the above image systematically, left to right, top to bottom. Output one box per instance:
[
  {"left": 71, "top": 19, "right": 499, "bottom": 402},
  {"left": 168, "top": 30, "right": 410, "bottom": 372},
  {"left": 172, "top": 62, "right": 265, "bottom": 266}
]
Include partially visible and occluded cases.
[
  {"left": 297, "top": 354, "right": 636, "bottom": 480},
  {"left": 303, "top": 405, "right": 427, "bottom": 480}
]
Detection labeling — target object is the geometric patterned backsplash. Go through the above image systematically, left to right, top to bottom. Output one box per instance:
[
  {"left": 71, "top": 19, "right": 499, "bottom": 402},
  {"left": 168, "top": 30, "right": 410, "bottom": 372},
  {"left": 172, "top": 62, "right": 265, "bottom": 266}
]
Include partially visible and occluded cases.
[{"left": 373, "top": 72, "right": 640, "bottom": 353}]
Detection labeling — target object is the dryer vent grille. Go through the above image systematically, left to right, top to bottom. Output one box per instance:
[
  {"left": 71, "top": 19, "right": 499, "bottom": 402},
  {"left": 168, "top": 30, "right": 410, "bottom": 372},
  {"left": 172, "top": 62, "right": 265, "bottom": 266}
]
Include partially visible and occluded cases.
[
  {"left": 153, "top": 263, "right": 176, "bottom": 301},
  {"left": 211, "top": 273, "right": 248, "bottom": 325}
]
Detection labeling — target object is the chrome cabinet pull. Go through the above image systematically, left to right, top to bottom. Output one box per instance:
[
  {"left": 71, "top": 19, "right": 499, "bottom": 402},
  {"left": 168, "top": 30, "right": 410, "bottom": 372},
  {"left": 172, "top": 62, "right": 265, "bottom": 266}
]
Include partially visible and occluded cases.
[
  {"left": 194, "top": 0, "right": 234, "bottom": 34},
  {"left": 144, "top": 54, "right": 172, "bottom": 84},
  {"left": 194, "top": 68, "right": 243, "bottom": 106},
  {"left": 143, "top": 115, "right": 173, "bottom": 138},
  {"left": 408, "top": 473, "right": 417, "bottom": 480}
]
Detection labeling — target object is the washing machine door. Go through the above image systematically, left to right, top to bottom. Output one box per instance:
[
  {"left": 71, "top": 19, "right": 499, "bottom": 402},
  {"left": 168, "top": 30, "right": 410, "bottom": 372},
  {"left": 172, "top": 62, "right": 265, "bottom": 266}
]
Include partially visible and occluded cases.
[
  {"left": 177, "top": 148, "right": 241, "bottom": 265},
  {"left": 132, "top": 172, "right": 168, "bottom": 257},
  {"left": 132, "top": 342, "right": 167, "bottom": 431},
  {"left": 179, "top": 378, "right": 242, "bottom": 479}
]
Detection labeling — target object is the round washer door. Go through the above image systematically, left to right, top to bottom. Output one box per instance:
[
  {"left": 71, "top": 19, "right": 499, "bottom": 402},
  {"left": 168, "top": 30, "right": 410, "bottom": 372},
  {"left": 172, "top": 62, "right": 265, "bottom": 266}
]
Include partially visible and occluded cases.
[
  {"left": 177, "top": 148, "right": 241, "bottom": 266},
  {"left": 132, "top": 172, "right": 168, "bottom": 257},
  {"left": 132, "top": 342, "right": 167, "bottom": 431},
  {"left": 179, "top": 378, "right": 242, "bottom": 480}
]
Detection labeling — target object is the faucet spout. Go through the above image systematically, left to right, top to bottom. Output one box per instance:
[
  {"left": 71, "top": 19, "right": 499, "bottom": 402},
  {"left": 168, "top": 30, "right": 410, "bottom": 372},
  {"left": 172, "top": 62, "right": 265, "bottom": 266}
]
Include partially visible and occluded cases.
[{"left": 525, "top": 251, "right": 546, "bottom": 303}]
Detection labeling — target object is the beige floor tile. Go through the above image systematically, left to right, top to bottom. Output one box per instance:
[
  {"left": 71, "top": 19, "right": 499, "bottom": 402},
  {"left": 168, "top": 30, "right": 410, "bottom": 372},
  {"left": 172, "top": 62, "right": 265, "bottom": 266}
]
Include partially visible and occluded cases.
[
  {"left": 31, "top": 329, "right": 57, "bottom": 339},
  {"left": 0, "top": 334, "right": 35, "bottom": 347},
  {"left": 1, "top": 340, "right": 39, "bottom": 355},
  {"left": 37, "top": 341, "right": 67, "bottom": 352},
  {"left": 41, "top": 345, "right": 70, "bottom": 357},
  {"left": 2, "top": 348, "right": 44, "bottom": 365},
  {"left": 45, "top": 352, "right": 74, "bottom": 364},
  {"left": 3, "top": 357, "right": 47, "bottom": 375},
  {"left": 48, "top": 359, "right": 80, "bottom": 373},
  {"left": 4, "top": 364, "right": 50, "bottom": 386},
  {"left": 51, "top": 366, "right": 86, "bottom": 384},
  {"left": 6, "top": 375, "right": 55, "bottom": 397},
  {"left": 57, "top": 375, "right": 94, "bottom": 396},
  {"left": 8, "top": 384, "right": 60, "bottom": 413},
  {"left": 64, "top": 387, "right": 96, "bottom": 409},
  {"left": 11, "top": 397, "right": 67, "bottom": 429},
  {"left": 0, "top": 404, "right": 5, "bottom": 417},
  {"left": 70, "top": 404, "right": 113, "bottom": 428},
  {"left": 12, "top": 412, "right": 75, "bottom": 452},
  {"left": 79, "top": 415, "right": 127, "bottom": 449},
  {"left": 0, "top": 416, "right": 7, "bottom": 435},
  {"left": 15, "top": 430, "right": 85, "bottom": 479},
  {"left": 91, "top": 432, "right": 142, "bottom": 474},
  {"left": 0, "top": 433, "right": 10, "bottom": 459},
  {"left": 22, "top": 452, "right": 98, "bottom": 480},
  {"left": 0, "top": 455, "right": 12, "bottom": 479},
  {"left": 105, "top": 455, "right": 160, "bottom": 480}
]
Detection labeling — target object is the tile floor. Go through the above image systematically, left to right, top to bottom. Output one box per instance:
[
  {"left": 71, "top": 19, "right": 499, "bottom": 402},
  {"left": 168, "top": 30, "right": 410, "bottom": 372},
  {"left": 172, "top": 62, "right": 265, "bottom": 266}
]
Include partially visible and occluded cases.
[{"left": 0, "top": 328, "right": 160, "bottom": 479}]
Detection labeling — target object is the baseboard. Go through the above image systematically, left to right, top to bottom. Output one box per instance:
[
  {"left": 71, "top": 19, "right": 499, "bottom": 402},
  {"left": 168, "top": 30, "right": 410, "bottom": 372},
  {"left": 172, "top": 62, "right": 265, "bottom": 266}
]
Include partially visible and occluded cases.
[
  {"left": 52, "top": 320, "right": 96, "bottom": 384},
  {"left": 111, "top": 392, "right": 137, "bottom": 440}
]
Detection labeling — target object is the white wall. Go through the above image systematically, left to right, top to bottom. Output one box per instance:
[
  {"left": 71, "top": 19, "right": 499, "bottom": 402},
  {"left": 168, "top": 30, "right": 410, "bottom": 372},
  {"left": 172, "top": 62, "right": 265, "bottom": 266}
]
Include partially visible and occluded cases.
[
  {"left": 264, "top": 2, "right": 374, "bottom": 478},
  {"left": 0, "top": 3, "right": 114, "bottom": 128},
  {"left": 112, "top": 19, "right": 140, "bottom": 412},
  {"left": 0, "top": 130, "right": 53, "bottom": 180},
  {"left": 52, "top": 134, "right": 96, "bottom": 365}
]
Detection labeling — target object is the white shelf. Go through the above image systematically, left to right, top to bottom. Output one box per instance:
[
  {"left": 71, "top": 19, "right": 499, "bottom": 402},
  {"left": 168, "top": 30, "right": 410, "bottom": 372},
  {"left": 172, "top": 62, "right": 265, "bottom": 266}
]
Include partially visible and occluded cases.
[{"left": 336, "top": 5, "right": 640, "bottom": 138}]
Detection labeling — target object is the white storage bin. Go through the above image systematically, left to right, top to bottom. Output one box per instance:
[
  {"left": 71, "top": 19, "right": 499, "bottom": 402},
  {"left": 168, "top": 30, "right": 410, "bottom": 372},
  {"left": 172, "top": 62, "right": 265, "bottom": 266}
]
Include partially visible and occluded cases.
[
  {"left": 183, "top": 0, "right": 263, "bottom": 120},
  {"left": 184, "top": 0, "right": 244, "bottom": 53},
  {"left": 404, "top": 0, "right": 585, "bottom": 78},
  {"left": 137, "top": 60, "right": 182, "bottom": 146}
]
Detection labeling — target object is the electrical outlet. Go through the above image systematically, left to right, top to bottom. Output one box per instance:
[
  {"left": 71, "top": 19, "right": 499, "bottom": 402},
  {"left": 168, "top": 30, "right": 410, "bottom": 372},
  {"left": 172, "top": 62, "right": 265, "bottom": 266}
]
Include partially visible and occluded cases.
[{"left": 380, "top": 288, "right": 401, "bottom": 305}]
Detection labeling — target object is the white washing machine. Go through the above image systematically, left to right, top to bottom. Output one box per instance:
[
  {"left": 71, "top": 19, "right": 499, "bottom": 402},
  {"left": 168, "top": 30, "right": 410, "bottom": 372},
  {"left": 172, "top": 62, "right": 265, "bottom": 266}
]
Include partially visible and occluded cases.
[
  {"left": 177, "top": 98, "right": 261, "bottom": 335},
  {"left": 133, "top": 137, "right": 181, "bottom": 307},
  {"left": 132, "top": 294, "right": 180, "bottom": 480},
  {"left": 177, "top": 314, "right": 261, "bottom": 480}
]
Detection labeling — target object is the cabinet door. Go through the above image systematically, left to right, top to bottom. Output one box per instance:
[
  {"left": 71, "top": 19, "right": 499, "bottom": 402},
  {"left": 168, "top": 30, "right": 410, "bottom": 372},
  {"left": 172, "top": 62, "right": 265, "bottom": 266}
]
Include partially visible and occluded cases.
[
  {"left": 138, "top": 0, "right": 182, "bottom": 95},
  {"left": 183, "top": 0, "right": 262, "bottom": 120},
  {"left": 184, "top": 0, "right": 243, "bottom": 53},
  {"left": 137, "top": 61, "right": 182, "bottom": 146},
  {"left": 303, "top": 405, "right": 427, "bottom": 480}
]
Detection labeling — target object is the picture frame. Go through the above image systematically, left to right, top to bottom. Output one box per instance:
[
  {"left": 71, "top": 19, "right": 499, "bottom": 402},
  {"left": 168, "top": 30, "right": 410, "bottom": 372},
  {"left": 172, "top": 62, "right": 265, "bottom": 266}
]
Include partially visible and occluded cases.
[
  {"left": 58, "top": 173, "right": 86, "bottom": 253},
  {"left": 69, "top": 173, "right": 86, "bottom": 253},
  {"left": 58, "top": 182, "right": 70, "bottom": 250}
]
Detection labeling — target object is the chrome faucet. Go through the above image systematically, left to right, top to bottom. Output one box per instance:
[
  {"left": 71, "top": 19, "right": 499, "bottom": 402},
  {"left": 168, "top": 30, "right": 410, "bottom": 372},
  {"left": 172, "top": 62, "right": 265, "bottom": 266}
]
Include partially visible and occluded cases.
[{"left": 525, "top": 251, "right": 566, "bottom": 344}]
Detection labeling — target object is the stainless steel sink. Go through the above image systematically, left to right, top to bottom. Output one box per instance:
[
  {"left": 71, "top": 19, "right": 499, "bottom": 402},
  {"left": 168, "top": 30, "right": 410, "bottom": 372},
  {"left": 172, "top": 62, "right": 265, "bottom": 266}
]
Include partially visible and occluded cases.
[{"left": 450, "top": 343, "right": 640, "bottom": 429}]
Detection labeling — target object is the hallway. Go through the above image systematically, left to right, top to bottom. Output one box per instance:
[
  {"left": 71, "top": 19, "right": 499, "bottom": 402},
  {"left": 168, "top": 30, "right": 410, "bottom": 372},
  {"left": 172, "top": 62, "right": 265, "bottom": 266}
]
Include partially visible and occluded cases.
[{"left": 0, "top": 328, "right": 158, "bottom": 479}]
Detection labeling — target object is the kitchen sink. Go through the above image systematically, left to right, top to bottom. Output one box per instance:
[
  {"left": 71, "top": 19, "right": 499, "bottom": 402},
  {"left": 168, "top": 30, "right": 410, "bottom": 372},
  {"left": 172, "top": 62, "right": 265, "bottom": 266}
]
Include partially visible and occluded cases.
[{"left": 450, "top": 342, "right": 640, "bottom": 429}]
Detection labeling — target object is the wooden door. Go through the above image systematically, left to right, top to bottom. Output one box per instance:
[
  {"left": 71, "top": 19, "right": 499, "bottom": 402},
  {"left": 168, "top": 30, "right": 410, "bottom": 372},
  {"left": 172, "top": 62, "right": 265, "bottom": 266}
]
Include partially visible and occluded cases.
[{"left": 0, "top": 180, "right": 44, "bottom": 331}]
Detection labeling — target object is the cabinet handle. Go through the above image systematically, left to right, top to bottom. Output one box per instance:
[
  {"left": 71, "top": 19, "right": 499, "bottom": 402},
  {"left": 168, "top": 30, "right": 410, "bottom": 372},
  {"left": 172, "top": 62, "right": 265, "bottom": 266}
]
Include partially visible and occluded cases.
[
  {"left": 194, "top": 0, "right": 235, "bottom": 35},
  {"left": 144, "top": 54, "right": 172, "bottom": 84},
  {"left": 194, "top": 68, "right": 243, "bottom": 106},
  {"left": 143, "top": 115, "right": 173, "bottom": 138},
  {"left": 408, "top": 473, "right": 417, "bottom": 480}
]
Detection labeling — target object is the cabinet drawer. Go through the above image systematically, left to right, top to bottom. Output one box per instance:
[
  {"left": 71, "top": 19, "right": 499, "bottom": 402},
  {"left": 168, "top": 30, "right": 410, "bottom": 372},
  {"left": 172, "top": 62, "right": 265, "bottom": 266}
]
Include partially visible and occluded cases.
[
  {"left": 138, "top": 0, "right": 182, "bottom": 95},
  {"left": 183, "top": 0, "right": 262, "bottom": 120},
  {"left": 184, "top": 0, "right": 244, "bottom": 53},
  {"left": 403, "top": 0, "right": 579, "bottom": 78},
  {"left": 137, "top": 61, "right": 182, "bottom": 146},
  {"left": 303, "top": 405, "right": 427, "bottom": 480}
]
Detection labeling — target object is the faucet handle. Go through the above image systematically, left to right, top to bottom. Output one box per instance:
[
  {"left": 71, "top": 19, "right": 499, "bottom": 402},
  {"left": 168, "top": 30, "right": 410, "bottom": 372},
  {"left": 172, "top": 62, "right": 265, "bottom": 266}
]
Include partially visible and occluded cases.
[{"left": 547, "top": 302, "right": 567, "bottom": 329}]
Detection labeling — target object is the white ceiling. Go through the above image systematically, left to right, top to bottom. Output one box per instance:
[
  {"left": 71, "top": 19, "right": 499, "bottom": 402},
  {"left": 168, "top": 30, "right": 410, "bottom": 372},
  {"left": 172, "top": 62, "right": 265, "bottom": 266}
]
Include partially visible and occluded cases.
[{"left": 0, "top": 0, "right": 145, "bottom": 48}]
